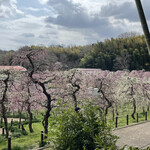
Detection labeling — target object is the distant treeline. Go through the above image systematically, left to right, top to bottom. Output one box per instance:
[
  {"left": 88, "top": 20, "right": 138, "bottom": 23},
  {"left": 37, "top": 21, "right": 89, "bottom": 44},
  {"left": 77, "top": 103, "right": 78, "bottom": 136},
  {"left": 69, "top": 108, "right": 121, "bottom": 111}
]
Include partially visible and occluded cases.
[{"left": 1, "top": 34, "right": 150, "bottom": 71}]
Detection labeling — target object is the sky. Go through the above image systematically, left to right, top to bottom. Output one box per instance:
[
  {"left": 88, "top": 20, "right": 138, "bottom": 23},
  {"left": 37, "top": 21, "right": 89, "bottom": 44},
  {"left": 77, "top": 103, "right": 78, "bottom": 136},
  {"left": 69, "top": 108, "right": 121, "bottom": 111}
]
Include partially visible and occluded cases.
[{"left": 0, "top": 0, "right": 150, "bottom": 50}]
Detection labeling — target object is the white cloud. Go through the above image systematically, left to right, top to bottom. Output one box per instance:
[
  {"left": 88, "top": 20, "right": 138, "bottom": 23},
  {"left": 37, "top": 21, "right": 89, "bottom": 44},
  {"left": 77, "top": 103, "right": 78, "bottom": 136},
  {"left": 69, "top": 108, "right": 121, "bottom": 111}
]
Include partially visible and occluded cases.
[
  {"left": 0, "top": 0, "right": 23, "bottom": 18},
  {"left": 0, "top": 0, "right": 149, "bottom": 50},
  {"left": 38, "top": 0, "right": 49, "bottom": 5},
  {"left": 26, "top": 7, "right": 40, "bottom": 12},
  {"left": 0, "top": 12, "right": 97, "bottom": 50},
  {"left": 0, "top": 14, "right": 46, "bottom": 50}
]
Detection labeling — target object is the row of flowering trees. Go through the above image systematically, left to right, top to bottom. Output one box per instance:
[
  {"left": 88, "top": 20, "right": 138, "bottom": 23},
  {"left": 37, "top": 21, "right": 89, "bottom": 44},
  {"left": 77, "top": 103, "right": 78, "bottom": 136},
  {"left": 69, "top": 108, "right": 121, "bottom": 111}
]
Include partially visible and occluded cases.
[{"left": 1, "top": 48, "right": 150, "bottom": 138}]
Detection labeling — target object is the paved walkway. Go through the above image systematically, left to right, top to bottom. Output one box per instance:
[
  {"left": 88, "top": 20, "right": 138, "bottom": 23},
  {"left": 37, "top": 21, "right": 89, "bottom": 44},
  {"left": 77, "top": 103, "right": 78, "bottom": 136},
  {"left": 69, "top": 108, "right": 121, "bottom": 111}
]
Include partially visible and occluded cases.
[{"left": 113, "top": 121, "right": 150, "bottom": 149}]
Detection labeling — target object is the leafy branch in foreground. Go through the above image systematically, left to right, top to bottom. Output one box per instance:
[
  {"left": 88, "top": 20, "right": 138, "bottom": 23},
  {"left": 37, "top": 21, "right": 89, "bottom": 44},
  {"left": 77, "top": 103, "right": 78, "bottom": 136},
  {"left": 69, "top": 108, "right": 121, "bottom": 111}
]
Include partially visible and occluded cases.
[{"left": 49, "top": 101, "right": 118, "bottom": 150}]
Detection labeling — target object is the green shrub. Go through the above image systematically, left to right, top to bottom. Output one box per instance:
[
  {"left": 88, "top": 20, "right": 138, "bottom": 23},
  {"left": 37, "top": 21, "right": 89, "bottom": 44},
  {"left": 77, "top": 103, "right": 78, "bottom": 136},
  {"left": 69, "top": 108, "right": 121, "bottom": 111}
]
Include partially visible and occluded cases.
[
  {"left": 50, "top": 102, "right": 118, "bottom": 150},
  {"left": 7, "top": 112, "right": 27, "bottom": 119},
  {"left": 33, "top": 117, "right": 40, "bottom": 123},
  {"left": 21, "top": 120, "right": 29, "bottom": 125},
  {"left": 7, "top": 121, "right": 19, "bottom": 129},
  {"left": 10, "top": 126, "right": 22, "bottom": 133},
  {"left": 10, "top": 126, "right": 18, "bottom": 132},
  {"left": 22, "top": 130, "right": 28, "bottom": 135},
  {"left": 11, "top": 132, "right": 22, "bottom": 138},
  {"left": 0, "top": 135, "right": 5, "bottom": 143},
  {"left": 2, "top": 145, "right": 25, "bottom": 150},
  {"left": 11, "top": 145, "right": 22, "bottom": 150}
]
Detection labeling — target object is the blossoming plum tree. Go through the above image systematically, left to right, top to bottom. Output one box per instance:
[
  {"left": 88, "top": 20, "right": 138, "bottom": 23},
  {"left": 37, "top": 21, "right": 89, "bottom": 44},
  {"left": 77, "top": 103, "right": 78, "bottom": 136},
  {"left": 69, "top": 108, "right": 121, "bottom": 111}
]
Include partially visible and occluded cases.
[
  {"left": 13, "top": 47, "right": 62, "bottom": 138},
  {"left": 0, "top": 68, "right": 24, "bottom": 138}
]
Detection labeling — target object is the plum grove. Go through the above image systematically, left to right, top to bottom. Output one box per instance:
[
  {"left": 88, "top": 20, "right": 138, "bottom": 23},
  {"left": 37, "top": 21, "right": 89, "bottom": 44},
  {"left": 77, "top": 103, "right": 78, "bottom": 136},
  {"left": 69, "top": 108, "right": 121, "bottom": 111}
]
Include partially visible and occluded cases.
[
  {"left": 0, "top": 47, "right": 150, "bottom": 138},
  {"left": 1, "top": 67, "right": 150, "bottom": 138}
]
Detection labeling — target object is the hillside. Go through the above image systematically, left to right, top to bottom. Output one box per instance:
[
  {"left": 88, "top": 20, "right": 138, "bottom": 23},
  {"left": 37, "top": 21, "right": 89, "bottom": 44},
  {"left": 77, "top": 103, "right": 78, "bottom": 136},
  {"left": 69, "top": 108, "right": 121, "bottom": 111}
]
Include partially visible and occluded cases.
[{"left": 1, "top": 34, "right": 150, "bottom": 71}]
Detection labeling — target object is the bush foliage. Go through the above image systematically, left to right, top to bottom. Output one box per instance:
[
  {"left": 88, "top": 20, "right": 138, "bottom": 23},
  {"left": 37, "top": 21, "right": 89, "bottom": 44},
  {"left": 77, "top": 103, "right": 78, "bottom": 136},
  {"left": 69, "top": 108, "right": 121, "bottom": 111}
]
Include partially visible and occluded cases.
[{"left": 49, "top": 102, "right": 118, "bottom": 150}]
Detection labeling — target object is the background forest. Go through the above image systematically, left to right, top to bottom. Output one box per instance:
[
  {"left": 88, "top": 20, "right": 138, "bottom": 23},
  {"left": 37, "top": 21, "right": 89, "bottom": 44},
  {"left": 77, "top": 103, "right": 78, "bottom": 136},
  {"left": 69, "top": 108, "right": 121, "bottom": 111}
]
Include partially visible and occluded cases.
[{"left": 1, "top": 33, "right": 150, "bottom": 71}]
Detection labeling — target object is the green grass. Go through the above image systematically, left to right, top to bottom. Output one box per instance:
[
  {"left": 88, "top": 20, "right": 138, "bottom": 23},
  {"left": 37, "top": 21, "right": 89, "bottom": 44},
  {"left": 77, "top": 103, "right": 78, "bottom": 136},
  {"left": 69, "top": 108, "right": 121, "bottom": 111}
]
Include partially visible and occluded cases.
[
  {"left": 107, "top": 104, "right": 150, "bottom": 128},
  {"left": 1, "top": 105, "right": 150, "bottom": 149},
  {"left": 0, "top": 110, "right": 50, "bottom": 150},
  {"left": 116, "top": 111, "right": 150, "bottom": 127},
  {"left": 0, "top": 122, "right": 43, "bottom": 150}
]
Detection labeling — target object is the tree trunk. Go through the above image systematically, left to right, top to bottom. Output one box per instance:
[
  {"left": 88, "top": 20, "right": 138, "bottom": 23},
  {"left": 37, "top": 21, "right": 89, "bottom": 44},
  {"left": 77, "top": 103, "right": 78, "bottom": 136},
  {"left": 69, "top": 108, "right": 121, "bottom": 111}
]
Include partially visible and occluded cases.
[
  {"left": 135, "top": 0, "right": 150, "bottom": 54},
  {"left": 1, "top": 72, "right": 10, "bottom": 138},
  {"left": 30, "top": 81, "right": 52, "bottom": 139},
  {"left": 39, "top": 82, "right": 52, "bottom": 139},
  {"left": 100, "top": 90, "right": 112, "bottom": 116},
  {"left": 72, "top": 94, "right": 78, "bottom": 109},
  {"left": 131, "top": 99, "right": 136, "bottom": 120},
  {"left": 1, "top": 103, "right": 9, "bottom": 138},
  {"left": 147, "top": 103, "right": 150, "bottom": 111},
  {"left": 27, "top": 104, "right": 34, "bottom": 133},
  {"left": 115, "top": 105, "right": 119, "bottom": 116},
  {"left": 143, "top": 106, "right": 145, "bottom": 116},
  {"left": 105, "top": 107, "right": 109, "bottom": 115},
  {"left": 112, "top": 108, "right": 115, "bottom": 121},
  {"left": 19, "top": 111, "right": 22, "bottom": 126},
  {"left": 42, "top": 111, "right": 50, "bottom": 139},
  {"left": 29, "top": 112, "right": 33, "bottom": 133},
  {"left": 29, "top": 113, "right": 33, "bottom": 133},
  {"left": 3, "top": 116, "right": 8, "bottom": 138},
  {"left": 0, "top": 117, "right": 3, "bottom": 127},
  {"left": 22, "top": 124, "right": 26, "bottom": 131}
]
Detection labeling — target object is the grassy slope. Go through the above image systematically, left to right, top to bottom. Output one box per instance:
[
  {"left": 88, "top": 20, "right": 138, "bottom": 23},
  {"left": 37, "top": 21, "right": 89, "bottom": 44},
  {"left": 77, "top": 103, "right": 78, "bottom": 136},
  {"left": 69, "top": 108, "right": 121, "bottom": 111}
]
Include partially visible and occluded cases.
[
  {"left": 107, "top": 105, "right": 150, "bottom": 128},
  {"left": 1, "top": 106, "right": 150, "bottom": 149},
  {"left": 0, "top": 122, "right": 43, "bottom": 150}
]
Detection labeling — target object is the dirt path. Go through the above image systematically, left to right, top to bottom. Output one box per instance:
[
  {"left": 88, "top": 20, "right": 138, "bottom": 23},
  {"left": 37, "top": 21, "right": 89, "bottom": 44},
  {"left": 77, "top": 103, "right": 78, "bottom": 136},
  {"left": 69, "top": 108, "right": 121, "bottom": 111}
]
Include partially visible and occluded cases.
[
  {"left": 0, "top": 118, "right": 25, "bottom": 134},
  {"left": 113, "top": 121, "right": 150, "bottom": 149}
]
